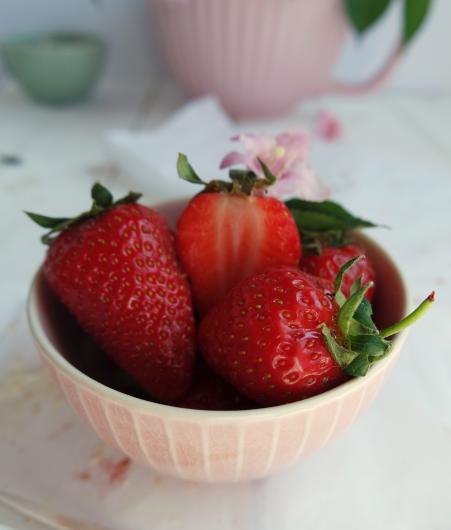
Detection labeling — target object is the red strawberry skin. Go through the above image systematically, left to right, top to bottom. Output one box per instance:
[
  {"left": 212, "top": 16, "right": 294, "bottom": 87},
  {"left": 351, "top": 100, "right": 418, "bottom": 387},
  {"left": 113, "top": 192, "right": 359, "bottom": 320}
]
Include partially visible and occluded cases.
[
  {"left": 176, "top": 193, "right": 302, "bottom": 315},
  {"left": 44, "top": 203, "right": 196, "bottom": 403},
  {"left": 300, "top": 244, "right": 375, "bottom": 301},
  {"left": 198, "top": 267, "right": 347, "bottom": 406},
  {"left": 309, "top": 275, "right": 334, "bottom": 296},
  {"left": 177, "top": 362, "right": 256, "bottom": 411}
]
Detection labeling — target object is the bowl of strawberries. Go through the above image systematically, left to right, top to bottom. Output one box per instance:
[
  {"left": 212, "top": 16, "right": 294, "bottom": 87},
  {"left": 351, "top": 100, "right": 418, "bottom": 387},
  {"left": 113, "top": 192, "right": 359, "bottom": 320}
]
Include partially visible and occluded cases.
[{"left": 26, "top": 153, "right": 433, "bottom": 483}]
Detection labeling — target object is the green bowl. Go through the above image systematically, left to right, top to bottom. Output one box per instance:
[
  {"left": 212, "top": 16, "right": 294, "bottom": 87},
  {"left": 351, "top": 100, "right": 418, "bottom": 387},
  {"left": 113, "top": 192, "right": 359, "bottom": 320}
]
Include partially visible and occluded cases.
[{"left": 1, "top": 32, "right": 105, "bottom": 104}]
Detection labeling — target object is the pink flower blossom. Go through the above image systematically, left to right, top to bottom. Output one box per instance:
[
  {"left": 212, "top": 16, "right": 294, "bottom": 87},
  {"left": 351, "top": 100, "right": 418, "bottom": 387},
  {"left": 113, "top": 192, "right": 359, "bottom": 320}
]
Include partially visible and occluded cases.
[
  {"left": 315, "top": 110, "right": 343, "bottom": 142},
  {"left": 220, "top": 130, "right": 329, "bottom": 200}
]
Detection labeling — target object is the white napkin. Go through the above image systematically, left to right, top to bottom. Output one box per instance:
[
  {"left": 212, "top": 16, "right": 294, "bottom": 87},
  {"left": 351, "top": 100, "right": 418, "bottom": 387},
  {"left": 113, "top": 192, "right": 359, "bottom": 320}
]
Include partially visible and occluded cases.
[{"left": 107, "top": 97, "right": 236, "bottom": 202}]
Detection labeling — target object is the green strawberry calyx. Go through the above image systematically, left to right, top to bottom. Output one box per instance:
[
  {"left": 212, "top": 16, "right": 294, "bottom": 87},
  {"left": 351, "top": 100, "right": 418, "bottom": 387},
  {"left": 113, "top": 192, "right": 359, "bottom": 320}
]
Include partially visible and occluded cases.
[
  {"left": 177, "top": 153, "right": 277, "bottom": 196},
  {"left": 26, "top": 183, "right": 142, "bottom": 245},
  {"left": 285, "top": 198, "right": 381, "bottom": 252},
  {"left": 320, "top": 256, "right": 435, "bottom": 377}
]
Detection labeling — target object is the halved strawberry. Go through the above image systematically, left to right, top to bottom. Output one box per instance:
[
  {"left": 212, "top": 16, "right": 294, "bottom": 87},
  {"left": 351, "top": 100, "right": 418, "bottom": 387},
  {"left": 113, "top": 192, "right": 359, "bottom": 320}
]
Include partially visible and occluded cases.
[{"left": 175, "top": 155, "right": 302, "bottom": 315}]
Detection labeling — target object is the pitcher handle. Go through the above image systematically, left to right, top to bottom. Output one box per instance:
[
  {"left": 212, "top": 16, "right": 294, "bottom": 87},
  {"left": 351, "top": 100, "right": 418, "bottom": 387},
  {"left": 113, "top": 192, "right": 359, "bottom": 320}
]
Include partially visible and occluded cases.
[{"left": 330, "top": 42, "right": 403, "bottom": 95}]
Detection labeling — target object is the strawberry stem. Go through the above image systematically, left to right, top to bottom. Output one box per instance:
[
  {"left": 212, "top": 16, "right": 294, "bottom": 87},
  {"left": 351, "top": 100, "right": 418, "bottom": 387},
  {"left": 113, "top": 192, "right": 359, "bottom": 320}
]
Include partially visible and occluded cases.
[
  {"left": 177, "top": 153, "right": 277, "bottom": 196},
  {"left": 320, "top": 260, "right": 435, "bottom": 378},
  {"left": 379, "top": 292, "right": 435, "bottom": 338}
]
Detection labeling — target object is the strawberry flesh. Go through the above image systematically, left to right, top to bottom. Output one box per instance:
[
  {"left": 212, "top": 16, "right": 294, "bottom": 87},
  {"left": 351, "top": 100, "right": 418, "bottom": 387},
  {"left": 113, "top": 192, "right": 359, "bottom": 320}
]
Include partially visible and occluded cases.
[{"left": 176, "top": 193, "right": 302, "bottom": 315}]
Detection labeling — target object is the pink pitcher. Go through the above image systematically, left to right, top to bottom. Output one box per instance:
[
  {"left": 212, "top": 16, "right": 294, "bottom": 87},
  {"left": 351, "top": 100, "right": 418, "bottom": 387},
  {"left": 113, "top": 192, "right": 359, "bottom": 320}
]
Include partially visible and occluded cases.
[{"left": 150, "top": 0, "right": 401, "bottom": 119}]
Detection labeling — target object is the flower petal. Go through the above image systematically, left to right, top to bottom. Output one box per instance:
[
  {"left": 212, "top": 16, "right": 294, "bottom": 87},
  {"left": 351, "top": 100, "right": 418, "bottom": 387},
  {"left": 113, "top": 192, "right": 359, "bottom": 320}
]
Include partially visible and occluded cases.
[
  {"left": 316, "top": 110, "right": 343, "bottom": 141},
  {"left": 276, "top": 129, "right": 311, "bottom": 156},
  {"left": 222, "top": 130, "right": 329, "bottom": 201},
  {"left": 234, "top": 133, "right": 275, "bottom": 157},
  {"left": 220, "top": 151, "right": 248, "bottom": 169},
  {"left": 268, "top": 163, "right": 330, "bottom": 201}
]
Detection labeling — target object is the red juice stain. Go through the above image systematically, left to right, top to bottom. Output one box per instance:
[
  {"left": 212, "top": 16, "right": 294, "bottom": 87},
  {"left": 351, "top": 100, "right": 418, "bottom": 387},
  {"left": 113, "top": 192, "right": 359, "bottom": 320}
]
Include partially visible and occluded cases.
[
  {"left": 75, "top": 450, "right": 131, "bottom": 489},
  {"left": 99, "top": 456, "right": 131, "bottom": 487},
  {"left": 110, "top": 457, "right": 131, "bottom": 486},
  {"left": 76, "top": 470, "right": 92, "bottom": 481}
]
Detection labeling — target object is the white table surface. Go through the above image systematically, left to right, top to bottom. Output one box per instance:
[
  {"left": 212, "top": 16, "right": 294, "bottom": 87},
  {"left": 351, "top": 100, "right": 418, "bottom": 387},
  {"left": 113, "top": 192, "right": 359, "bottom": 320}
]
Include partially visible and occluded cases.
[{"left": 0, "top": 78, "right": 451, "bottom": 530}]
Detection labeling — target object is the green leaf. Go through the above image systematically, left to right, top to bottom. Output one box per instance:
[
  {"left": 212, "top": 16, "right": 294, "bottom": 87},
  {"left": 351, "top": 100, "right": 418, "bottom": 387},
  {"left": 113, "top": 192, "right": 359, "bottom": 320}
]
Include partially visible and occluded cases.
[
  {"left": 344, "top": 0, "right": 392, "bottom": 35},
  {"left": 404, "top": 0, "right": 432, "bottom": 44},
  {"left": 177, "top": 153, "right": 205, "bottom": 185},
  {"left": 257, "top": 158, "right": 277, "bottom": 185},
  {"left": 27, "top": 182, "right": 143, "bottom": 247},
  {"left": 91, "top": 182, "right": 113, "bottom": 208},
  {"left": 286, "top": 199, "right": 377, "bottom": 233},
  {"left": 286, "top": 199, "right": 378, "bottom": 251},
  {"left": 289, "top": 211, "right": 346, "bottom": 234},
  {"left": 25, "top": 212, "right": 70, "bottom": 229},
  {"left": 334, "top": 255, "right": 362, "bottom": 306},
  {"left": 350, "top": 276, "right": 362, "bottom": 296},
  {"left": 338, "top": 282, "right": 373, "bottom": 336},
  {"left": 353, "top": 298, "right": 378, "bottom": 333},
  {"left": 320, "top": 324, "right": 357, "bottom": 368},
  {"left": 348, "top": 334, "right": 390, "bottom": 357},
  {"left": 369, "top": 343, "right": 393, "bottom": 364},
  {"left": 344, "top": 354, "right": 370, "bottom": 377}
]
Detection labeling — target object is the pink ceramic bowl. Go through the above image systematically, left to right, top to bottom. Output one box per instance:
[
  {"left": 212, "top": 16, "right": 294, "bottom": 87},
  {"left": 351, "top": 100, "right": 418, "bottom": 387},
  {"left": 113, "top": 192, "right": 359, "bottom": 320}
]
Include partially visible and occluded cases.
[{"left": 27, "top": 199, "right": 409, "bottom": 483}]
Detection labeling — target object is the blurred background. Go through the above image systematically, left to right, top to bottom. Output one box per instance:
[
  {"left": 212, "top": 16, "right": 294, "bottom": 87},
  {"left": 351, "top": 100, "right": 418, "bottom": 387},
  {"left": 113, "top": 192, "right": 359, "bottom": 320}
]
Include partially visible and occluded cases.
[{"left": 1, "top": 0, "right": 450, "bottom": 95}]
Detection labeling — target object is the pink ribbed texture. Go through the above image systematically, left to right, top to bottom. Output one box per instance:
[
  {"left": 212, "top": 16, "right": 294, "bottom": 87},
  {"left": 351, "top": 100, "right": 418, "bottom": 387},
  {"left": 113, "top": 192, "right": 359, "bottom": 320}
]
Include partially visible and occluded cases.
[
  {"left": 150, "top": 0, "right": 348, "bottom": 118},
  {"left": 44, "top": 351, "right": 396, "bottom": 483}
]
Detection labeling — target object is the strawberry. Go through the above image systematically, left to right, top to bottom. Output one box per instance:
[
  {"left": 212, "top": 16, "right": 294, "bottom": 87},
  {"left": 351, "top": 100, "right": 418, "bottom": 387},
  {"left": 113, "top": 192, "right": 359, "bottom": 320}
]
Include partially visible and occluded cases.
[
  {"left": 175, "top": 154, "right": 302, "bottom": 315},
  {"left": 27, "top": 184, "right": 196, "bottom": 403},
  {"left": 286, "top": 198, "right": 379, "bottom": 300},
  {"left": 301, "top": 244, "right": 375, "bottom": 301},
  {"left": 199, "top": 259, "right": 433, "bottom": 406},
  {"left": 307, "top": 274, "right": 334, "bottom": 296},
  {"left": 177, "top": 362, "right": 255, "bottom": 411}
]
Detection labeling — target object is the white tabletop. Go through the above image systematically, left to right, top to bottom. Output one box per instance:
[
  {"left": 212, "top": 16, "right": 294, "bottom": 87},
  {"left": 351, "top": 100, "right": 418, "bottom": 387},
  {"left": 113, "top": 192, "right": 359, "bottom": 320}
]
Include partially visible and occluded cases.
[{"left": 0, "top": 78, "right": 450, "bottom": 530}]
